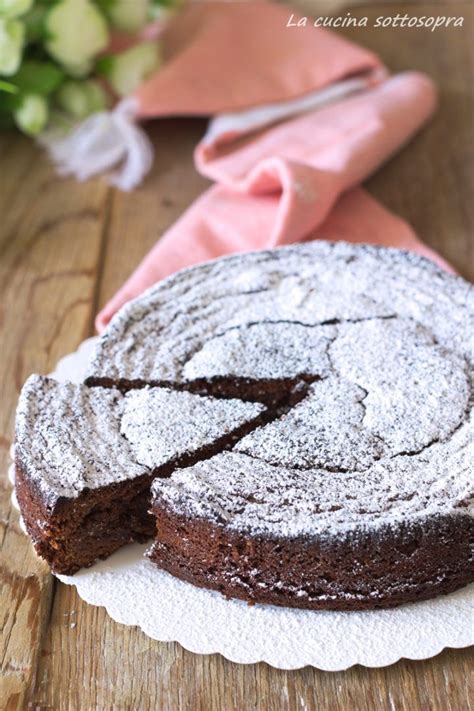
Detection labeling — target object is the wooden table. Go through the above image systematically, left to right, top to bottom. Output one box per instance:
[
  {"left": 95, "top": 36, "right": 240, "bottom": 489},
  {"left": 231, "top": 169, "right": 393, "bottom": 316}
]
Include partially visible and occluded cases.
[{"left": 1, "top": 3, "right": 472, "bottom": 709}]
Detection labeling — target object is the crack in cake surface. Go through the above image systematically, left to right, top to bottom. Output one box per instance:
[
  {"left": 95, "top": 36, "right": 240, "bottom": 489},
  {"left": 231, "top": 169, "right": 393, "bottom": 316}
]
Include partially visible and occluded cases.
[{"left": 86, "top": 242, "right": 474, "bottom": 386}]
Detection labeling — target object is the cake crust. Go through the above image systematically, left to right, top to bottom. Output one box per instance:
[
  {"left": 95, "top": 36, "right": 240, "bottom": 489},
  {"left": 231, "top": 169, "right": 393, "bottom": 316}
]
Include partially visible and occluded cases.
[{"left": 148, "top": 504, "right": 473, "bottom": 610}]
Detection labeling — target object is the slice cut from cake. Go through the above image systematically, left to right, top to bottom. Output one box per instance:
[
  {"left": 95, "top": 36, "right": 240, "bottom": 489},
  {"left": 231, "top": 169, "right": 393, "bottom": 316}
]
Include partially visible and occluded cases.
[{"left": 15, "top": 375, "right": 265, "bottom": 573}]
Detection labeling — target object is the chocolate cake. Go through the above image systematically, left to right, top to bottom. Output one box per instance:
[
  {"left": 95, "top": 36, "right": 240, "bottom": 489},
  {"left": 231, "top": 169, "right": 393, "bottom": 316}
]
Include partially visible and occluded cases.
[
  {"left": 15, "top": 242, "right": 474, "bottom": 609},
  {"left": 15, "top": 376, "right": 265, "bottom": 573}
]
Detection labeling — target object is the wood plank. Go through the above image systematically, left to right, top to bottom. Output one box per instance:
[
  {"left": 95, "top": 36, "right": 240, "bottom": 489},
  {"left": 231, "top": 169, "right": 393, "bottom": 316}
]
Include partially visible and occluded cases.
[
  {"left": 96, "top": 117, "right": 210, "bottom": 313},
  {"left": 0, "top": 133, "right": 110, "bottom": 710}
]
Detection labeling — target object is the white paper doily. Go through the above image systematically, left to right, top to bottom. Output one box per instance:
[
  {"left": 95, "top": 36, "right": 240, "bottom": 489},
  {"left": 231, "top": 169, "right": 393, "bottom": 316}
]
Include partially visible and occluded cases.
[{"left": 11, "top": 338, "right": 474, "bottom": 670}]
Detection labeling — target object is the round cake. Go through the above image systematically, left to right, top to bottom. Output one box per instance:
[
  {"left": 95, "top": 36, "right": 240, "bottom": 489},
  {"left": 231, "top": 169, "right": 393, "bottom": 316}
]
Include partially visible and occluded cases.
[{"left": 83, "top": 241, "right": 474, "bottom": 610}]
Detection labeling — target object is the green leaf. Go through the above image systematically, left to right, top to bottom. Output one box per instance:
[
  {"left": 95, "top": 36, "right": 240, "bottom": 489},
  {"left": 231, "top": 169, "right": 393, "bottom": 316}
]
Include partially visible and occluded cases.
[
  {"left": 10, "top": 59, "right": 64, "bottom": 94},
  {"left": 0, "top": 76, "right": 17, "bottom": 92},
  {"left": 0, "top": 84, "right": 19, "bottom": 108}
]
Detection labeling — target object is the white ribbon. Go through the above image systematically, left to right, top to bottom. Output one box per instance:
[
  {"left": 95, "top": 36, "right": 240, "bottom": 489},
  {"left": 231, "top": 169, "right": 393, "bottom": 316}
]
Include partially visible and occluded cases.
[{"left": 40, "top": 97, "right": 154, "bottom": 191}]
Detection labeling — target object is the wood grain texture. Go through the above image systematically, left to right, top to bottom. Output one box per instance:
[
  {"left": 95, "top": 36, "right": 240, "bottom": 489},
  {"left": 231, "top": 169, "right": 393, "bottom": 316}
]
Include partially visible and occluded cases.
[
  {"left": 1, "top": 2, "right": 473, "bottom": 710},
  {"left": 0, "top": 137, "right": 111, "bottom": 710}
]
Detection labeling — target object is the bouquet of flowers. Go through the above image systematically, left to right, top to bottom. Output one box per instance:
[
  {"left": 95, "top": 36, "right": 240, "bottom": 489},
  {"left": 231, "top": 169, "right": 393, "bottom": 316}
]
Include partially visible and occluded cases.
[{"left": 0, "top": 0, "right": 178, "bottom": 136}]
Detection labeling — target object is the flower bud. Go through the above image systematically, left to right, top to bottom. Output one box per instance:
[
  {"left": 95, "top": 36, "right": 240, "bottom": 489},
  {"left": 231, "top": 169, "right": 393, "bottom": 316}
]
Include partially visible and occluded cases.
[
  {"left": 45, "top": 0, "right": 109, "bottom": 72},
  {"left": 106, "top": 0, "right": 150, "bottom": 33},
  {"left": 98, "top": 41, "right": 160, "bottom": 97},
  {"left": 55, "top": 79, "right": 108, "bottom": 119},
  {"left": 14, "top": 93, "right": 48, "bottom": 135}
]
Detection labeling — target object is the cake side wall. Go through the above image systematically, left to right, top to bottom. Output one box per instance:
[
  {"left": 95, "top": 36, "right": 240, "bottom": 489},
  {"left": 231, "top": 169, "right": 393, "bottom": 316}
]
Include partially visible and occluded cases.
[
  {"left": 15, "top": 460, "right": 155, "bottom": 574},
  {"left": 148, "top": 501, "right": 474, "bottom": 611}
]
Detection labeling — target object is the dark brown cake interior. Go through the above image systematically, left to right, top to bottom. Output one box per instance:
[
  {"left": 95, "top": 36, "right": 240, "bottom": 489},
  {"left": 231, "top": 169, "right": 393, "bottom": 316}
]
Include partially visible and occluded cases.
[
  {"left": 85, "top": 374, "right": 317, "bottom": 406},
  {"left": 16, "top": 461, "right": 154, "bottom": 574}
]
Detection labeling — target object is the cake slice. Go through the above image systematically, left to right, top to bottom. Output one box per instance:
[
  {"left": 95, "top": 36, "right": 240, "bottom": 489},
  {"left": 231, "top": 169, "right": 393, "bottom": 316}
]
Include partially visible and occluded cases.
[{"left": 15, "top": 375, "right": 265, "bottom": 573}]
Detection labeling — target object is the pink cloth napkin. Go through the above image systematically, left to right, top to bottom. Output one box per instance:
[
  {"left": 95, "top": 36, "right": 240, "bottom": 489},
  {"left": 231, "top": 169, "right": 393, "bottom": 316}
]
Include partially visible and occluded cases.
[
  {"left": 135, "top": 2, "right": 382, "bottom": 116},
  {"left": 95, "top": 3, "right": 448, "bottom": 332}
]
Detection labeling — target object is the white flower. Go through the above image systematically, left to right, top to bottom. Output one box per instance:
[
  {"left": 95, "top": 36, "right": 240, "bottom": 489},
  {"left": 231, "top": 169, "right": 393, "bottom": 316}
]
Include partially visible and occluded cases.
[
  {"left": 0, "top": 0, "right": 33, "bottom": 18},
  {"left": 45, "top": 0, "right": 109, "bottom": 73},
  {"left": 106, "top": 0, "right": 150, "bottom": 33},
  {"left": 0, "top": 17, "right": 24, "bottom": 76}
]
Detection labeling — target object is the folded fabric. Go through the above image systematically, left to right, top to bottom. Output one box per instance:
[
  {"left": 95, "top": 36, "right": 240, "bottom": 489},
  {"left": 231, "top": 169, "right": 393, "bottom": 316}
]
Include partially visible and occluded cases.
[
  {"left": 43, "top": 1, "right": 444, "bottom": 332},
  {"left": 45, "top": 1, "right": 384, "bottom": 189},
  {"left": 95, "top": 67, "right": 447, "bottom": 331},
  {"left": 196, "top": 72, "right": 439, "bottom": 247}
]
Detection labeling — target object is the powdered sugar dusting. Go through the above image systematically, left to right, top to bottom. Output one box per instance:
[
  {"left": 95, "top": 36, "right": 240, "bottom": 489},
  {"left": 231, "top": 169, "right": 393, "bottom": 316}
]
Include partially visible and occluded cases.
[
  {"left": 17, "top": 242, "right": 474, "bottom": 542},
  {"left": 86, "top": 242, "right": 474, "bottom": 383},
  {"left": 131, "top": 243, "right": 472, "bottom": 540},
  {"left": 329, "top": 318, "right": 470, "bottom": 454},
  {"left": 184, "top": 322, "right": 335, "bottom": 380},
  {"left": 15, "top": 376, "right": 146, "bottom": 507},
  {"left": 15, "top": 378, "right": 264, "bottom": 508},
  {"left": 236, "top": 378, "right": 387, "bottom": 471},
  {"left": 121, "top": 387, "right": 264, "bottom": 468},
  {"left": 151, "top": 403, "right": 473, "bottom": 538}
]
